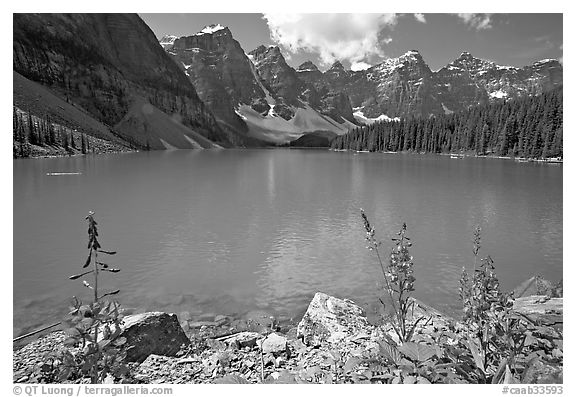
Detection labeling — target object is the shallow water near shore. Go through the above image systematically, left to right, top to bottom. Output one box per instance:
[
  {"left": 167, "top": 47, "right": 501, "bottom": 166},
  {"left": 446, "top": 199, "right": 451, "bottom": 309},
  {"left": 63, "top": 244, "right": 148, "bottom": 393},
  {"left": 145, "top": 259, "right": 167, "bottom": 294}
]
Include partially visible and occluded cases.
[{"left": 13, "top": 149, "right": 562, "bottom": 336}]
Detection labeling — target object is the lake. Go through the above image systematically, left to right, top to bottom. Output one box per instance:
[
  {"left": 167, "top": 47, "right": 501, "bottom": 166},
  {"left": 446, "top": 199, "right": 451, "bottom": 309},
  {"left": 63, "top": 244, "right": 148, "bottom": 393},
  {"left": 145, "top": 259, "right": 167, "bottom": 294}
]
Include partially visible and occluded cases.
[{"left": 13, "top": 149, "right": 563, "bottom": 336}]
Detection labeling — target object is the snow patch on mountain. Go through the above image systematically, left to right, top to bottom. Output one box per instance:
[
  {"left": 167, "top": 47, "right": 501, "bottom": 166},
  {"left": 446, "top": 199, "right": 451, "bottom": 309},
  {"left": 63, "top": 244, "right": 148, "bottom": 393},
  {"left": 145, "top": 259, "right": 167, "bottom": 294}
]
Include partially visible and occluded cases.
[
  {"left": 196, "top": 24, "right": 226, "bottom": 35},
  {"left": 533, "top": 59, "right": 557, "bottom": 65},
  {"left": 496, "top": 65, "right": 519, "bottom": 71},
  {"left": 489, "top": 90, "right": 509, "bottom": 99},
  {"left": 236, "top": 104, "right": 351, "bottom": 143},
  {"left": 353, "top": 108, "right": 399, "bottom": 125}
]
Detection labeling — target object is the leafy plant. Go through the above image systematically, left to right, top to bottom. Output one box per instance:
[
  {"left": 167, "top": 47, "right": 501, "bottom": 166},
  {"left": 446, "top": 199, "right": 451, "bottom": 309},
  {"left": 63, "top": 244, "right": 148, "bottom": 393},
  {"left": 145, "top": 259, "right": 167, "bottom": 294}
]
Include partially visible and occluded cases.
[
  {"left": 361, "top": 210, "right": 422, "bottom": 343},
  {"left": 62, "top": 211, "right": 128, "bottom": 383},
  {"left": 459, "top": 227, "right": 523, "bottom": 382}
]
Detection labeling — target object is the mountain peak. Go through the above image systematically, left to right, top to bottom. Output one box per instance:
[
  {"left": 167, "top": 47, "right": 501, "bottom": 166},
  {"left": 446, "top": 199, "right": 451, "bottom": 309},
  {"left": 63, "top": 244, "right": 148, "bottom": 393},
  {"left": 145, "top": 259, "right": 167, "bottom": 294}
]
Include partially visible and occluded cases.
[
  {"left": 160, "top": 35, "right": 178, "bottom": 43},
  {"left": 248, "top": 45, "right": 286, "bottom": 66},
  {"left": 404, "top": 49, "right": 421, "bottom": 56},
  {"left": 400, "top": 50, "right": 425, "bottom": 63},
  {"left": 459, "top": 51, "right": 473, "bottom": 59},
  {"left": 533, "top": 58, "right": 561, "bottom": 66},
  {"left": 329, "top": 60, "right": 344, "bottom": 70},
  {"left": 297, "top": 61, "right": 319, "bottom": 72}
]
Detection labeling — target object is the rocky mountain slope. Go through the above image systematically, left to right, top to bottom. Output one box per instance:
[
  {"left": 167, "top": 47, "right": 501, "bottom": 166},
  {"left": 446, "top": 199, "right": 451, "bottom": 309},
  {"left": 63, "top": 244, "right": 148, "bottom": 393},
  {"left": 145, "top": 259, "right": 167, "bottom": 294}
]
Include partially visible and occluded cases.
[
  {"left": 13, "top": 13, "right": 230, "bottom": 149},
  {"left": 13, "top": 14, "right": 562, "bottom": 150},
  {"left": 168, "top": 25, "right": 262, "bottom": 140},
  {"left": 164, "top": 26, "right": 357, "bottom": 143},
  {"left": 298, "top": 50, "right": 562, "bottom": 121}
]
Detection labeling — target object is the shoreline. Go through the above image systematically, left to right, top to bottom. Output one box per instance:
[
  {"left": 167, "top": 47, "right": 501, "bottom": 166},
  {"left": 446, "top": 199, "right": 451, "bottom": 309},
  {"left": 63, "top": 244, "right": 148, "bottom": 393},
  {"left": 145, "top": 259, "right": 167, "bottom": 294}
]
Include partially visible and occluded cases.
[
  {"left": 14, "top": 145, "right": 563, "bottom": 163},
  {"left": 331, "top": 148, "right": 563, "bottom": 163},
  {"left": 13, "top": 277, "right": 563, "bottom": 384}
]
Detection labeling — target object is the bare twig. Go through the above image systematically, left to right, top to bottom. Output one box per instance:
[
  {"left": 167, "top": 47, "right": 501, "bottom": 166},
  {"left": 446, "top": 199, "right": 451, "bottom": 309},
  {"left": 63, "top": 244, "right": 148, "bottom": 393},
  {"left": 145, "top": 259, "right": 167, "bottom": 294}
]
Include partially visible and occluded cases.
[{"left": 13, "top": 322, "right": 61, "bottom": 342}]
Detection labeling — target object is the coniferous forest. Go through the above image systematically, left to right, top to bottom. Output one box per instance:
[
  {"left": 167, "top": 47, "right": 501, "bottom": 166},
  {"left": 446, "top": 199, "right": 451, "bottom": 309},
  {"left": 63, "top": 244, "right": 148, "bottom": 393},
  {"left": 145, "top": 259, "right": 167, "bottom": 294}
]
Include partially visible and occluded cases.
[{"left": 331, "top": 87, "right": 563, "bottom": 159}]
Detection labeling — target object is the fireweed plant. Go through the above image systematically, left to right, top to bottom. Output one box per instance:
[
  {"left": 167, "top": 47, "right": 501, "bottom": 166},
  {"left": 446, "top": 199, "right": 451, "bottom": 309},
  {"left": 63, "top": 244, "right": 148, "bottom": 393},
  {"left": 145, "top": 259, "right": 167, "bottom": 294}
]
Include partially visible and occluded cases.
[
  {"left": 361, "top": 210, "right": 422, "bottom": 343},
  {"left": 62, "top": 211, "right": 128, "bottom": 383},
  {"left": 459, "top": 227, "right": 525, "bottom": 382}
]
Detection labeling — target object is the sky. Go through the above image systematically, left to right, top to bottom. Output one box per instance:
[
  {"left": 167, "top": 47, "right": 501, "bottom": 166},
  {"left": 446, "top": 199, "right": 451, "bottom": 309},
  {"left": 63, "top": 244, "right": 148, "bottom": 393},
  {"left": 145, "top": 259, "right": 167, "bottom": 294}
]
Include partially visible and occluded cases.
[{"left": 139, "top": 13, "right": 563, "bottom": 72}]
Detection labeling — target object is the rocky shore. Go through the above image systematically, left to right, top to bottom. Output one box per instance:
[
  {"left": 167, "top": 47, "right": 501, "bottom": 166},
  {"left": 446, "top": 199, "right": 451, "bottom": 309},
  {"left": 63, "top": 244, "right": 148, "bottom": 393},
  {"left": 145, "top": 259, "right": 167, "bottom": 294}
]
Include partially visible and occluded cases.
[{"left": 13, "top": 280, "right": 563, "bottom": 384}]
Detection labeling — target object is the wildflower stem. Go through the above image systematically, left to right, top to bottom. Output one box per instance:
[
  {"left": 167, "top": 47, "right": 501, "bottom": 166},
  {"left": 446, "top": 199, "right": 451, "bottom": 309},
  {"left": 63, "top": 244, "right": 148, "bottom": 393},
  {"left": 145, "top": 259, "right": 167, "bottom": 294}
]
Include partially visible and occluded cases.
[{"left": 373, "top": 245, "right": 399, "bottom": 318}]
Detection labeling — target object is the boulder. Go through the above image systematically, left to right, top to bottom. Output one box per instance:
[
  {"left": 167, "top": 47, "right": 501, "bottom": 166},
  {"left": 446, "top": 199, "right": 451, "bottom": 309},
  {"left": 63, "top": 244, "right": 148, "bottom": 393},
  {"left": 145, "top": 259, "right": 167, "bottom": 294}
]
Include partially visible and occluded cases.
[
  {"left": 513, "top": 277, "right": 562, "bottom": 298},
  {"left": 297, "top": 292, "right": 370, "bottom": 346},
  {"left": 513, "top": 296, "right": 563, "bottom": 327},
  {"left": 119, "top": 312, "right": 190, "bottom": 363},
  {"left": 262, "top": 333, "right": 288, "bottom": 355}
]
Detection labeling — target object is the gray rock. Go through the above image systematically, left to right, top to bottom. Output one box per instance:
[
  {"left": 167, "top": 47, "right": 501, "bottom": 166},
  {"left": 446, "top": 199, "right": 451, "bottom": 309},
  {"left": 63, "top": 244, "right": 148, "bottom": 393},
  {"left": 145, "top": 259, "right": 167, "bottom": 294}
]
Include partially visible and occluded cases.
[
  {"left": 297, "top": 292, "right": 369, "bottom": 346},
  {"left": 513, "top": 296, "right": 563, "bottom": 326},
  {"left": 119, "top": 312, "right": 190, "bottom": 363},
  {"left": 222, "top": 331, "right": 262, "bottom": 349},
  {"left": 262, "top": 333, "right": 288, "bottom": 355},
  {"left": 522, "top": 358, "right": 563, "bottom": 384}
]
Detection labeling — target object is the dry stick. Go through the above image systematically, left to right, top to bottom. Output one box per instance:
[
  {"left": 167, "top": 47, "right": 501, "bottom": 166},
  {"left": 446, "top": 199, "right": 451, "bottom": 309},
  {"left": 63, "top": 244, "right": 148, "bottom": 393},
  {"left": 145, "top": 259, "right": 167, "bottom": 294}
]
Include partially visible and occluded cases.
[
  {"left": 13, "top": 322, "right": 62, "bottom": 342},
  {"left": 214, "top": 331, "right": 244, "bottom": 341}
]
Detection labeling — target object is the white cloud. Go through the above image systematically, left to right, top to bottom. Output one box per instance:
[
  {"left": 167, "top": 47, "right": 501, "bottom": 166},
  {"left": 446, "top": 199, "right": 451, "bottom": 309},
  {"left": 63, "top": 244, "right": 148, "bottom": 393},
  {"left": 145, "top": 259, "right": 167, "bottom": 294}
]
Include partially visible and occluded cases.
[
  {"left": 262, "top": 13, "right": 397, "bottom": 68},
  {"left": 413, "top": 13, "right": 426, "bottom": 23},
  {"left": 456, "top": 13, "right": 493, "bottom": 30},
  {"left": 350, "top": 61, "right": 372, "bottom": 71}
]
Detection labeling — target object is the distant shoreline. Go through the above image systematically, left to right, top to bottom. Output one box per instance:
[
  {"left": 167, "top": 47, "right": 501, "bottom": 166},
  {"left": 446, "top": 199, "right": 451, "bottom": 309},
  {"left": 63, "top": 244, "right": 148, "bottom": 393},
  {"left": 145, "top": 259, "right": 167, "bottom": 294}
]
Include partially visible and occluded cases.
[{"left": 14, "top": 146, "right": 563, "bottom": 164}]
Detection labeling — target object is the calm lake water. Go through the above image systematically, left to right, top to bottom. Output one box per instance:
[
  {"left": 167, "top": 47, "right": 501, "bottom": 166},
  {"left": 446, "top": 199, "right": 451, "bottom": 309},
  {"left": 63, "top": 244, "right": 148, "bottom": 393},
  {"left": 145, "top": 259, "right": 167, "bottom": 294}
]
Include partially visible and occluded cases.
[{"left": 13, "top": 149, "right": 562, "bottom": 336}]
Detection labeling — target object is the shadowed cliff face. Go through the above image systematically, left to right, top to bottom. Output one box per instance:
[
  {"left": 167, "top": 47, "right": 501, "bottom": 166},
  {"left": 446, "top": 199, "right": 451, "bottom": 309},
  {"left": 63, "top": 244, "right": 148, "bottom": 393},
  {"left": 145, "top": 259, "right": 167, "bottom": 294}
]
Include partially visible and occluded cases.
[
  {"left": 12, "top": 13, "right": 232, "bottom": 146},
  {"left": 169, "top": 27, "right": 259, "bottom": 136},
  {"left": 165, "top": 29, "right": 357, "bottom": 142},
  {"left": 248, "top": 46, "right": 355, "bottom": 123}
]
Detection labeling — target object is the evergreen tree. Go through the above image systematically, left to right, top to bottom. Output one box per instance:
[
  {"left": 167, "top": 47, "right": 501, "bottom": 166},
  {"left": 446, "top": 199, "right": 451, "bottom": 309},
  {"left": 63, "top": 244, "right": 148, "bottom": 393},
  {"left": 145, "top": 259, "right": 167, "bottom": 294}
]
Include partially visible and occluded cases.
[
  {"left": 331, "top": 87, "right": 562, "bottom": 159},
  {"left": 81, "top": 133, "right": 87, "bottom": 154}
]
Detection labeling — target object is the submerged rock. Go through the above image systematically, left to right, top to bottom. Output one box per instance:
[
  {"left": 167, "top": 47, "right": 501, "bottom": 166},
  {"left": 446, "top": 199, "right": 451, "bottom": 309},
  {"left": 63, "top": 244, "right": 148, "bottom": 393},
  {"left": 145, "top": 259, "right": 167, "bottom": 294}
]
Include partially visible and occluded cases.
[{"left": 189, "top": 321, "right": 219, "bottom": 328}]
